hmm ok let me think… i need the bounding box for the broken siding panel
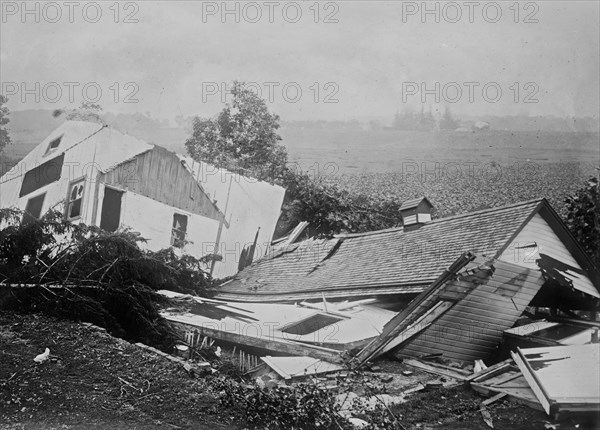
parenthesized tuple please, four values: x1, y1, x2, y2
(398, 261, 545, 362)
(102, 147, 222, 222)
(513, 344, 600, 416)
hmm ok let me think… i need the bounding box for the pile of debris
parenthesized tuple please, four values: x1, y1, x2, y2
(158, 248, 600, 425)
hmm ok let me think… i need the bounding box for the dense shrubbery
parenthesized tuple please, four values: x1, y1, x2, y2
(565, 176, 600, 268)
(210, 376, 404, 430)
(278, 171, 403, 237)
(0, 208, 215, 350)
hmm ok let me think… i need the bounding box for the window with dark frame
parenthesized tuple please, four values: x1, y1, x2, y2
(22, 193, 46, 224)
(171, 213, 188, 248)
(66, 179, 85, 220)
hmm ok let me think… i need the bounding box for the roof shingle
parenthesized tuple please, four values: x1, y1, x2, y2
(217, 200, 544, 302)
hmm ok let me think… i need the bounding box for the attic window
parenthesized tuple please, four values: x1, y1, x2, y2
(171, 213, 188, 248)
(280, 313, 342, 336)
(45, 135, 62, 155)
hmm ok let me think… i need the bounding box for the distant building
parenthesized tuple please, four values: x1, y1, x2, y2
(473, 121, 491, 131)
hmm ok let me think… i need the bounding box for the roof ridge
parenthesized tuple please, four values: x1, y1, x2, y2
(426, 198, 544, 225)
(335, 198, 544, 239)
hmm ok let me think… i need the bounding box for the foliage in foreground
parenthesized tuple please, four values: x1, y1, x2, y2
(0, 209, 215, 350)
(211, 376, 404, 430)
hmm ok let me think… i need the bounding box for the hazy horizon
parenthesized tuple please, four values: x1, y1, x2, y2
(1, 1, 599, 123)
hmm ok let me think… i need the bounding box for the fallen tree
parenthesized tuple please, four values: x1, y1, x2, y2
(0, 208, 215, 351)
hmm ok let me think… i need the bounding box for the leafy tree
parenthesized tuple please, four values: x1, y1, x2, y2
(185, 81, 404, 238)
(439, 106, 458, 130)
(0, 95, 11, 153)
(565, 176, 600, 268)
(185, 81, 288, 180)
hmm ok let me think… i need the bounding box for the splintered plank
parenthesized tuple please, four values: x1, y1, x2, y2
(482, 392, 508, 406)
(403, 359, 468, 381)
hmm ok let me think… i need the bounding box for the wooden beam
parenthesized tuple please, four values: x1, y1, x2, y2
(403, 359, 468, 381)
(466, 358, 513, 382)
(482, 392, 507, 406)
(168, 320, 344, 364)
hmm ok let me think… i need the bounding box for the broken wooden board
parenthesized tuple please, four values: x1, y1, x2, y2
(503, 320, 599, 348)
(512, 344, 600, 417)
(403, 359, 470, 381)
(260, 356, 344, 380)
(481, 392, 508, 406)
(469, 358, 543, 412)
(168, 319, 344, 363)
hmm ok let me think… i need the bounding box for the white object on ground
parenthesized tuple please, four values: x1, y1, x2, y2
(34, 348, 50, 363)
(474, 359, 488, 373)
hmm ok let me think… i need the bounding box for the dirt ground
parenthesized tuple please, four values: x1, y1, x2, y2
(1, 311, 598, 430)
(0, 311, 229, 430)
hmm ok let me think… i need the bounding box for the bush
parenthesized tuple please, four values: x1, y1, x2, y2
(277, 171, 404, 237)
(210, 373, 407, 430)
(0, 208, 215, 350)
(211, 377, 352, 430)
(565, 176, 600, 268)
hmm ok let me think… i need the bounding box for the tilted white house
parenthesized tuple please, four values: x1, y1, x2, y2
(0, 121, 286, 277)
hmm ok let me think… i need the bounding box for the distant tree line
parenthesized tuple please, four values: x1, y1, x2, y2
(392, 106, 458, 131)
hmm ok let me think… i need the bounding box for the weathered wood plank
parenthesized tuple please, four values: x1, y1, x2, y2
(168, 320, 344, 364)
(403, 359, 468, 381)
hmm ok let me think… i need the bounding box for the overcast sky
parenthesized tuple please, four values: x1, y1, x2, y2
(1, 1, 598, 122)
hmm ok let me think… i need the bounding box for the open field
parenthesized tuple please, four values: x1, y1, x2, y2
(280, 129, 600, 174)
(2, 125, 598, 219)
(280, 129, 598, 220)
(324, 161, 596, 219)
(3, 121, 599, 174)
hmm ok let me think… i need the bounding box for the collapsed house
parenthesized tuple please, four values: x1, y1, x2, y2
(216, 198, 599, 307)
(0, 121, 285, 277)
(160, 197, 599, 417)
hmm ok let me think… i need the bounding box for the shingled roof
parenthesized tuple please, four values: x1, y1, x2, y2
(216, 199, 596, 302)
